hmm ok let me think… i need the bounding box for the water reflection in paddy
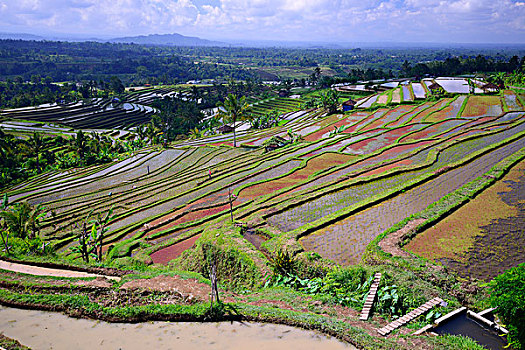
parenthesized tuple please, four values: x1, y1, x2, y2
(0, 306, 354, 350)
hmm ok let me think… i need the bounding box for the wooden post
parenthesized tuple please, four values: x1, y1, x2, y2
(228, 188, 234, 222)
(209, 253, 219, 311)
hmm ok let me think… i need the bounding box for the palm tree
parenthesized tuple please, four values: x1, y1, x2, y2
(145, 122, 160, 145)
(72, 130, 88, 162)
(217, 94, 249, 147)
(188, 128, 203, 140)
(27, 132, 45, 173)
(319, 89, 341, 115)
(0, 127, 11, 161)
(0, 194, 10, 254)
(0, 201, 46, 241)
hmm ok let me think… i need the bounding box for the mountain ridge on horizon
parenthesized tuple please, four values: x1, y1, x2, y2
(1, 31, 525, 49)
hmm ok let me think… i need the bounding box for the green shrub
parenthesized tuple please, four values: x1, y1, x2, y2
(268, 248, 296, 276)
(178, 237, 261, 290)
(488, 263, 525, 349)
(324, 265, 369, 292)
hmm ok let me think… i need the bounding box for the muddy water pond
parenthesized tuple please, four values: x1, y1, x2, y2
(0, 306, 353, 350)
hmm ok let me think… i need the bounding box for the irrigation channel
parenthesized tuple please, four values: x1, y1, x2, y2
(433, 312, 507, 350)
(0, 306, 354, 350)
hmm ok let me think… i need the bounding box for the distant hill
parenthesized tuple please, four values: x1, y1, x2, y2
(109, 33, 225, 47)
(0, 33, 44, 41)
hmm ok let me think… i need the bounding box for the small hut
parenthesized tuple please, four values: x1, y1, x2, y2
(217, 125, 234, 134)
(481, 82, 499, 94)
(428, 82, 443, 94)
(278, 89, 289, 98)
(342, 99, 356, 112)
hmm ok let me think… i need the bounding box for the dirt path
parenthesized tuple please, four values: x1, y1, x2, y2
(0, 260, 121, 281)
(379, 219, 426, 258)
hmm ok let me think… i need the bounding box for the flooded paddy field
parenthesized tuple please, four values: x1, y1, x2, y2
(0, 306, 353, 350)
(299, 137, 525, 265)
(406, 158, 525, 281)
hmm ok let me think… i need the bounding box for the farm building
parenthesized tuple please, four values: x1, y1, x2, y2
(342, 99, 356, 111)
(428, 82, 442, 93)
(217, 125, 234, 134)
(278, 89, 289, 97)
(481, 82, 499, 94)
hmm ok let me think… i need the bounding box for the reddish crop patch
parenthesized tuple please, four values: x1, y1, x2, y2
(208, 141, 234, 147)
(150, 234, 201, 264)
(361, 106, 412, 131)
(409, 99, 451, 123)
(400, 120, 465, 143)
(304, 116, 363, 141)
(146, 204, 230, 237)
(344, 125, 416, 154)
(386, 104, 431, 127)
(355, 109, 388, 131)
(461, 96, 502, 118)
(239, 153, 355, 199)
(360, 159, 413, 177)
(367, 141, 434, 166)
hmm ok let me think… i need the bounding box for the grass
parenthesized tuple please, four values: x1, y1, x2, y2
(0, 334, 30, 350)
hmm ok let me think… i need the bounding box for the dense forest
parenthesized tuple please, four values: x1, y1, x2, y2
(1, 39, 524, 85)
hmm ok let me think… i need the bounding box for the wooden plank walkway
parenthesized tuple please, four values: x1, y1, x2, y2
(360, 272, 382, 321)
(378, 297, 443, 336)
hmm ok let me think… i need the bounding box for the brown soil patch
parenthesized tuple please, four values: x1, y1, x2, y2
(146, 205, 229, 237)
(379, 219, 426, 258)
(150, 234, 201, 264)
(120, 274, 221, 302)
(74, 277, 114, 288)
(0, 259, 121, 281)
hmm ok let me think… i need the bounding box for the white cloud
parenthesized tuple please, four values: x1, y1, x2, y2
(0, 0, 523, 42)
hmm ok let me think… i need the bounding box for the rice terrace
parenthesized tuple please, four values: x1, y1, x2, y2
(0, 35, 525, 350)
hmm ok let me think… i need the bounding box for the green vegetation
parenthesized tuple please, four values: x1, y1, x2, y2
(0, 128, 146, 189)
(217, 94, 250, 147)
(0, 197, 50, 256)
(1, 40, 524, 350)
(488, 263, 525, 349)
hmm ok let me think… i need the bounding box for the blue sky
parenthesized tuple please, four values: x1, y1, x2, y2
(1, 0, 524, 43)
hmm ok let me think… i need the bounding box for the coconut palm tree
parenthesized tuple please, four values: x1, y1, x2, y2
(217, 94, 249, 147)
(0, 127, 11, 161)
(0, 194, 10, 254)
(26, 132, 45, 173)
(72, 130, 88, 162)
(145, 122, 161, 145)
(0, 201, 46, 241)
(319, 89, 341, 115)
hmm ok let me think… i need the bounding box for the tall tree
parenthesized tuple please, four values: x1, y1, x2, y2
(0, 201, 46, 241)
(27, 133, 44, 174)
(217, 94, 249, 147)
(0, 127, 11, 160)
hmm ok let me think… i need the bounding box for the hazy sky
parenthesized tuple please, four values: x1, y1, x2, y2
(1, 0, 524, 43)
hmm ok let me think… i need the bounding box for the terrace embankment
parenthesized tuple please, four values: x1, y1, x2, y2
(406, 158, 525, 281)
(299, 136, 525, 265)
